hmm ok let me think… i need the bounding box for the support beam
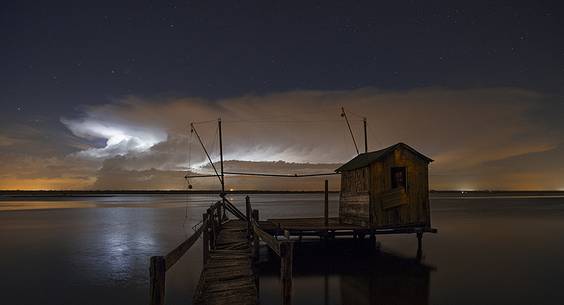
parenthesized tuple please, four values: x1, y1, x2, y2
(280, 241, 294, 305)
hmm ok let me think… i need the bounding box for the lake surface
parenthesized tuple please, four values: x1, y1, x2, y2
(1, 193, 564, 305)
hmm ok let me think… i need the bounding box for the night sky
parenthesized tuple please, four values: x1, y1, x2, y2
(1, 1, 564, 190)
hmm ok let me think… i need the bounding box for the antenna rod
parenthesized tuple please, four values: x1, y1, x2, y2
(363, 117, 368, 153)
(190, 123, 223, 185)
(341, 107, 359, 155)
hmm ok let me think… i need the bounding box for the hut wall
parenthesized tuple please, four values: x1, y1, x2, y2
(339, 166, 370, 226)
(370, 148, 430, 227)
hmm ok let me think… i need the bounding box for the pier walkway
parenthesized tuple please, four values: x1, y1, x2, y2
(193, 220, 257, 305)
(149, 199, 292, 305)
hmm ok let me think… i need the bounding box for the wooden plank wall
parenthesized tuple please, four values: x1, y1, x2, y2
(370, 148, 430, 228)
(339, 167, 370, 226)
(339, 192, 370, 226)
(381, 188, 409, 210)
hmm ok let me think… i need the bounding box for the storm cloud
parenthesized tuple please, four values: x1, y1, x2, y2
(1, 87, 562, 190)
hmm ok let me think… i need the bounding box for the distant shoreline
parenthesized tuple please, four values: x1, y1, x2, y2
(1, 189, 563, 198)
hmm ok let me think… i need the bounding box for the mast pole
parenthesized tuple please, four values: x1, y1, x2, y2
(190, 123, 222, 184)
(341, 107, 359, 155)
(363, 117, 368, 153)
(218, 118, 226, 216)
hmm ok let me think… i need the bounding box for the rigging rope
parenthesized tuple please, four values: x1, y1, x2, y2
(223, 171, 339, 177)
(185, 172, 339, 179)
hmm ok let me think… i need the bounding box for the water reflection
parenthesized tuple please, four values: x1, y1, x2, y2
(258, 239, 434, 305)
(2, 194, 564, 305)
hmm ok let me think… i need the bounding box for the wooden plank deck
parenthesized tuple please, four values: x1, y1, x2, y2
(193, 220, 257, 305)
(261, 217, 437, 235)
(262, 217, 361, 231)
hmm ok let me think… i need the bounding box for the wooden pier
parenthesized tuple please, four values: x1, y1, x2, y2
(149, 198, 294, 305)
(148, 194, 435, 305)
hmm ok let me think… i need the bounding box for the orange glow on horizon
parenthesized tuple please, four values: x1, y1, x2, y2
(0, 178, 95, 191)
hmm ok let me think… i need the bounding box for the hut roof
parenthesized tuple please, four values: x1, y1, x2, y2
(335, 142, 433, 172)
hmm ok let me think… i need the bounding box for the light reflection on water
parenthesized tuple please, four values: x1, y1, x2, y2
(1, 193, 564, 305)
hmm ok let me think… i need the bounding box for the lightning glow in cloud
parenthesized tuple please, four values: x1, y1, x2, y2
(61, 118, 167, 158)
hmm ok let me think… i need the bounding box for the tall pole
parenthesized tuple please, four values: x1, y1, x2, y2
(218, 118, 226, 215)
(324, 179, 329, 226)
(363, 117, 368, 153)
(341, 107, 359, 155)
(191, 123, 222, 185)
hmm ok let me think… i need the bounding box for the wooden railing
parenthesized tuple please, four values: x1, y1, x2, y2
(245, 196, 294, 305)
(149, 201, 225, 305)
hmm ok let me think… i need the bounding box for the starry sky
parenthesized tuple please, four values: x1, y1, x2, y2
(1, 1, 564, 190)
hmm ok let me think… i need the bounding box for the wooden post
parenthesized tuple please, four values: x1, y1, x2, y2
(280, 241, 293, 305)
(203, 213, 209, 264)
(324, 272, 329, 305)
(369, 229, 376, 251)
(324, 179, 329, 227)
(208, 208, 216, 249)
(416, 231, 423, 260)
(149, 256, 166, 305)
(363, 117, 368, 153)
(215, 201, 222, 229)
(246, 196, 252, 239)
(220, 200, 226, 222)
(252, 209, 259, 259)
(255, 270, 260, 303)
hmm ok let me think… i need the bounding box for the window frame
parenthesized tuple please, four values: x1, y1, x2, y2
(390, 166, 407, 190)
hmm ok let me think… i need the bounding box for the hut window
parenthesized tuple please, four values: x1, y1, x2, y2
(391, 167, 407, 189)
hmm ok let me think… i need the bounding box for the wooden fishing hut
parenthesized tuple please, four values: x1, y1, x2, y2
(336, 142, 433, 229)
(263, 142, 437, 248)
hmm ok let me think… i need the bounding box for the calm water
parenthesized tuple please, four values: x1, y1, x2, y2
(1, 193, 564, 305)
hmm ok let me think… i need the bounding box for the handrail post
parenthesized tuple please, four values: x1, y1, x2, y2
(324, 179, 329, 227)
(203, 213, 210, 265)
(252, 209, 259, 259)
(215, 201, 222, 229)
(207, 208, 216, 249)
(280, 241, 293, 305)
(149, 256, 166, 305)
(219, 200, 225, 222)
(245, 196, 252, 239)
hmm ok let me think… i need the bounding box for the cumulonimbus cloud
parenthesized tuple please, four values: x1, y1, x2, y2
(60, 118, 167, 158)
(4, 86, 560, 190)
